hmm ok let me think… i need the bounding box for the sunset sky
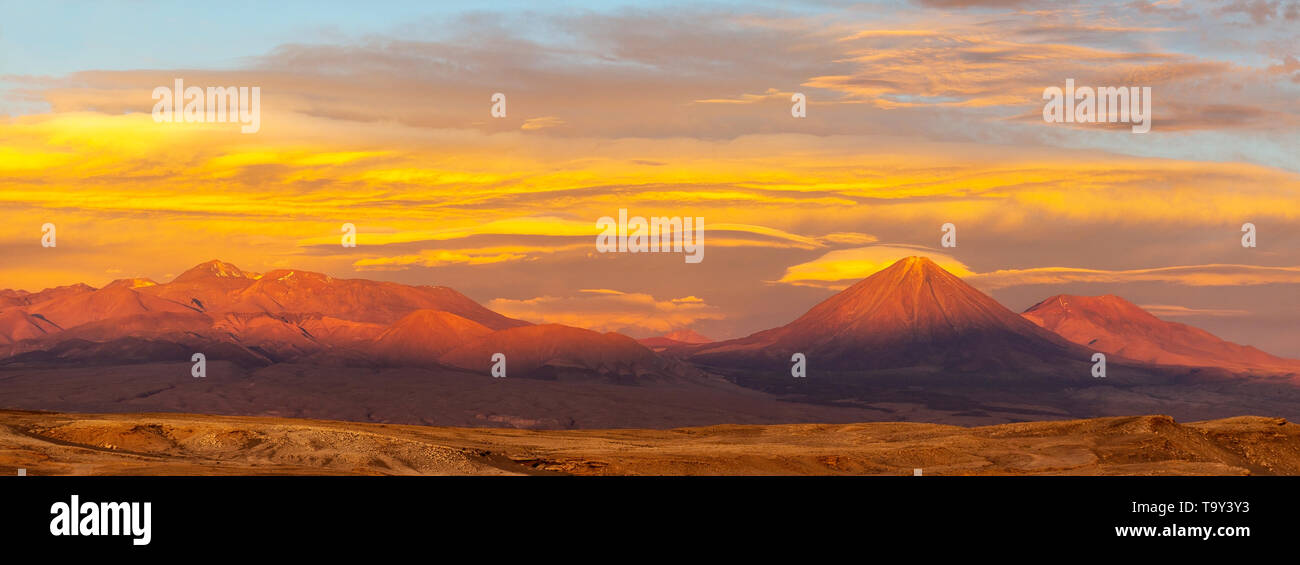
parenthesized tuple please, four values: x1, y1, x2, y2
(2, 1, 1298, 355)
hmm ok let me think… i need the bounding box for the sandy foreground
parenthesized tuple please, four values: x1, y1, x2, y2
(1, 409, 1298, 476)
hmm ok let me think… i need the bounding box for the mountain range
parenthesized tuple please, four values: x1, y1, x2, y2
(4, 257, 1298, 378)
(2, 256, 1298, 427)
(0, 260, 670, 379)
(688, 257, 1300, 381)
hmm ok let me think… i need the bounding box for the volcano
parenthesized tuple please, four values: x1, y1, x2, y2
(0, 260, 686, 378)
(142, 261, 526, 329)
(690, 256, 1098, 376)
(1023, 294, 1300, 374)
(146, 260, 259, 312)
(0, 260, 526, 360)
(222, 268, 519, 327)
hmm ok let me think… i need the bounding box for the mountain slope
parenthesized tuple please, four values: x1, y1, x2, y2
(664, 329, 712, 344)
(221, 268, 527, 328)
(0, 309, 62, 345)
(0, 283, 95, 309)
(638, 329, 714, 352)
(372, 309, 495, 365)
(25, 285, 198, 330)
(1023, 294, 1300, 374)
(439, 324, 670, 379)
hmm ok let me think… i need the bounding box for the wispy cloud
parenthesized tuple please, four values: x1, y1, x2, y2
(486, 290, 725, 335)
(775, 245, 973, 289)
(1139, 304, 1252, 317)
(777, 251, 1300, 291)
(970, 264, 1300, 289)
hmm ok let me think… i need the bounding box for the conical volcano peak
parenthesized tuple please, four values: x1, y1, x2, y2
(173, 260, 256, 282)
(910, 255, 949, 272)
(690, 253, 1086, 372)
(889, 255, 937, 270)
(875, 255, 956, 281)
(796, 254, 1022, 333)
(806, 256, 956, 310)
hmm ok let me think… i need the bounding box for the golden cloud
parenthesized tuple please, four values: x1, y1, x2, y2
(969, 264, 1300, 290)
(776, 251, 1300, 291)
(775, 245, 974, 289)
(486, 291, 725, 335)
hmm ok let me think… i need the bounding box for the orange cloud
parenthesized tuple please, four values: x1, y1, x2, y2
(775, 246, 974, 289)
(969, 264, 1300, 289)
(777, 253, 1300, 291)
(1138, 304, 1251, 317)
(486, 290, 725, 335)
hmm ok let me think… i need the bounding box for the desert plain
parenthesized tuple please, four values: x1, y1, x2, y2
(3, 409, 1298, 476)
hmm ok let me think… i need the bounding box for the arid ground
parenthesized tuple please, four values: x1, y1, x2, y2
(3, 409, 1298, 476)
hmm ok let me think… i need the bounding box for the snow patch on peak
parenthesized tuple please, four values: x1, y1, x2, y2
(212, 263, 242, 277)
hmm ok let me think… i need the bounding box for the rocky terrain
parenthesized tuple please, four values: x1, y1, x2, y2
(4, 410, 1298, 476)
